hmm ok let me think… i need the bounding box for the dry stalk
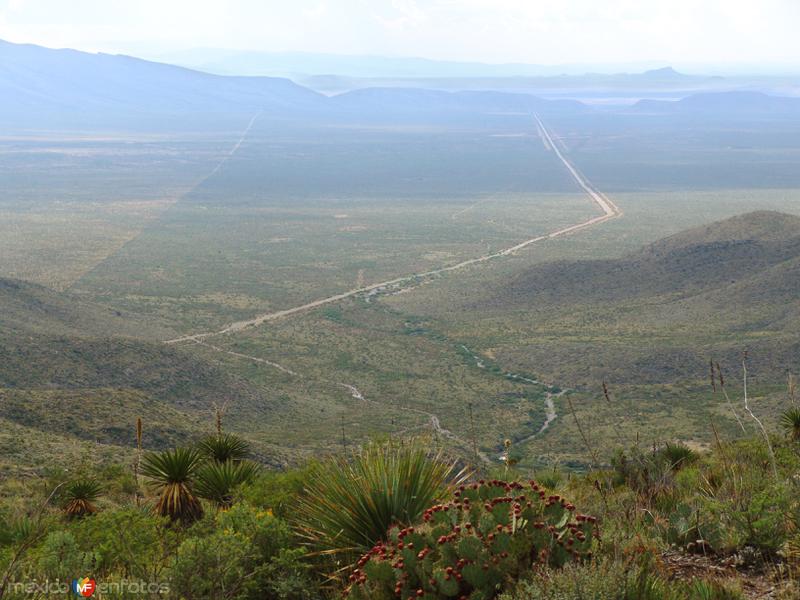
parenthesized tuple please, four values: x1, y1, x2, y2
(134, 417, 143, 506)
(710, 359, 716, 393)
(741, 354, 778, 479)
(467, 402, 480, 470)
(716, 362, 746, 433)
(565, 394, 600, 470)
(212, 400, 229, 435)
(602, 381, 628, 448)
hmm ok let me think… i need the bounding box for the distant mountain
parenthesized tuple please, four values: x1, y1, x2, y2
(298, 67, 719, 97)
(155, 48, 669, 79)
(633, 91, 800, 115)
(0, 39, 326, 130)
(638, 66, 689, 80)
(330, 88, 587, 119)
(0, 39, 589, 130)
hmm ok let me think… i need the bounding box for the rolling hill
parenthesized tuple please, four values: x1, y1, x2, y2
(493, 211, 800, 305)
(0, 277, 265, 462)
(474, 211, 800, 385)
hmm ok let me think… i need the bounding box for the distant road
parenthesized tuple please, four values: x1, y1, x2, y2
(165, 115, 622, 345)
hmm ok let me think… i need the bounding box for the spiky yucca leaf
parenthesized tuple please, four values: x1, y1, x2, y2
(62, 479, 103, 518)
(195, 460, 261, 509)
(781, 407, 800, 441)
(295, 439, 467, 559)
(197, 433, 251, 463)
(140, 447, 205, 523)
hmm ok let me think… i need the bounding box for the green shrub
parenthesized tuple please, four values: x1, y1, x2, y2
(345, 479, 597, 600)
(169, 528, 254, 599)
(241, 465, 314, 518)
(71, 507, 177, 580)
(500, 560, 634, 600)
(34, 530, 98, 581)
(169, 503, 316, 600)
(697, 441, 796, 554)
(502, 561, 743, 600)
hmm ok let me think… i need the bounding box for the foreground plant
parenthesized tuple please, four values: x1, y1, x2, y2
(62, 479, 103, 519)
(195, 460, 261, 509)
(141, 447, 205, 523)
(295, 439, 467, 559)
(345, 479, 597, 600)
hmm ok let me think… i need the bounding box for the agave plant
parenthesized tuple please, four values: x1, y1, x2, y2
(140, 447, 205, 523)
(781, 407, 800, 441)
(195, 460, 261, 509)
(197, 433, 251, 463)
(295, 439, 468, 560)
(61, 479, 103, 518)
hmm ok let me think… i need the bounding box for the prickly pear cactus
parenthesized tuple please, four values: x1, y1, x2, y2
(345, 479, 597, 600)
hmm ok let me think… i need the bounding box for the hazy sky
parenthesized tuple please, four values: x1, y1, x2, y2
(1, 0, 799, 68)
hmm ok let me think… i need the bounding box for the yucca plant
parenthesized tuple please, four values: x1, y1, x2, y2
(61, 479, 103, 518)
(781, 407, 800, 441)
(295, 438, 467, 561)
(197, 433, 251, 463)
(660, 442, 699, 471)
(195, 460, 261, 509)
(140, 447, 205, 523)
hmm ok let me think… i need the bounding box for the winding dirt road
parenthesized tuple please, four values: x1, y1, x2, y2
(165, 114, 621, 345)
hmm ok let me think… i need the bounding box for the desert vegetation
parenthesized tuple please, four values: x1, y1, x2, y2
(1, 393, 800, 600)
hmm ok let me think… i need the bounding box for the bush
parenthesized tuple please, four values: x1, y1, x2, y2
(697, 441, 796, 554)
(500, 560, 634, 600)
(71, 507, 177, 580)
(345, 479, 597, 600)
(34, 530, 98, 582)
(169, 503, 317, 600)
(241, 466, 314, 518)
(502, 560, 743, 600)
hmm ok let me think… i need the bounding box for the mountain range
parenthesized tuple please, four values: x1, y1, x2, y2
(4, 38, 800, 131)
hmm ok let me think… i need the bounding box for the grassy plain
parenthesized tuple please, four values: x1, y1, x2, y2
(0, 133, 228, 289)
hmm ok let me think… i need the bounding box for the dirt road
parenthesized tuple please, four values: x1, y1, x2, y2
(165, 115, 621, 345)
